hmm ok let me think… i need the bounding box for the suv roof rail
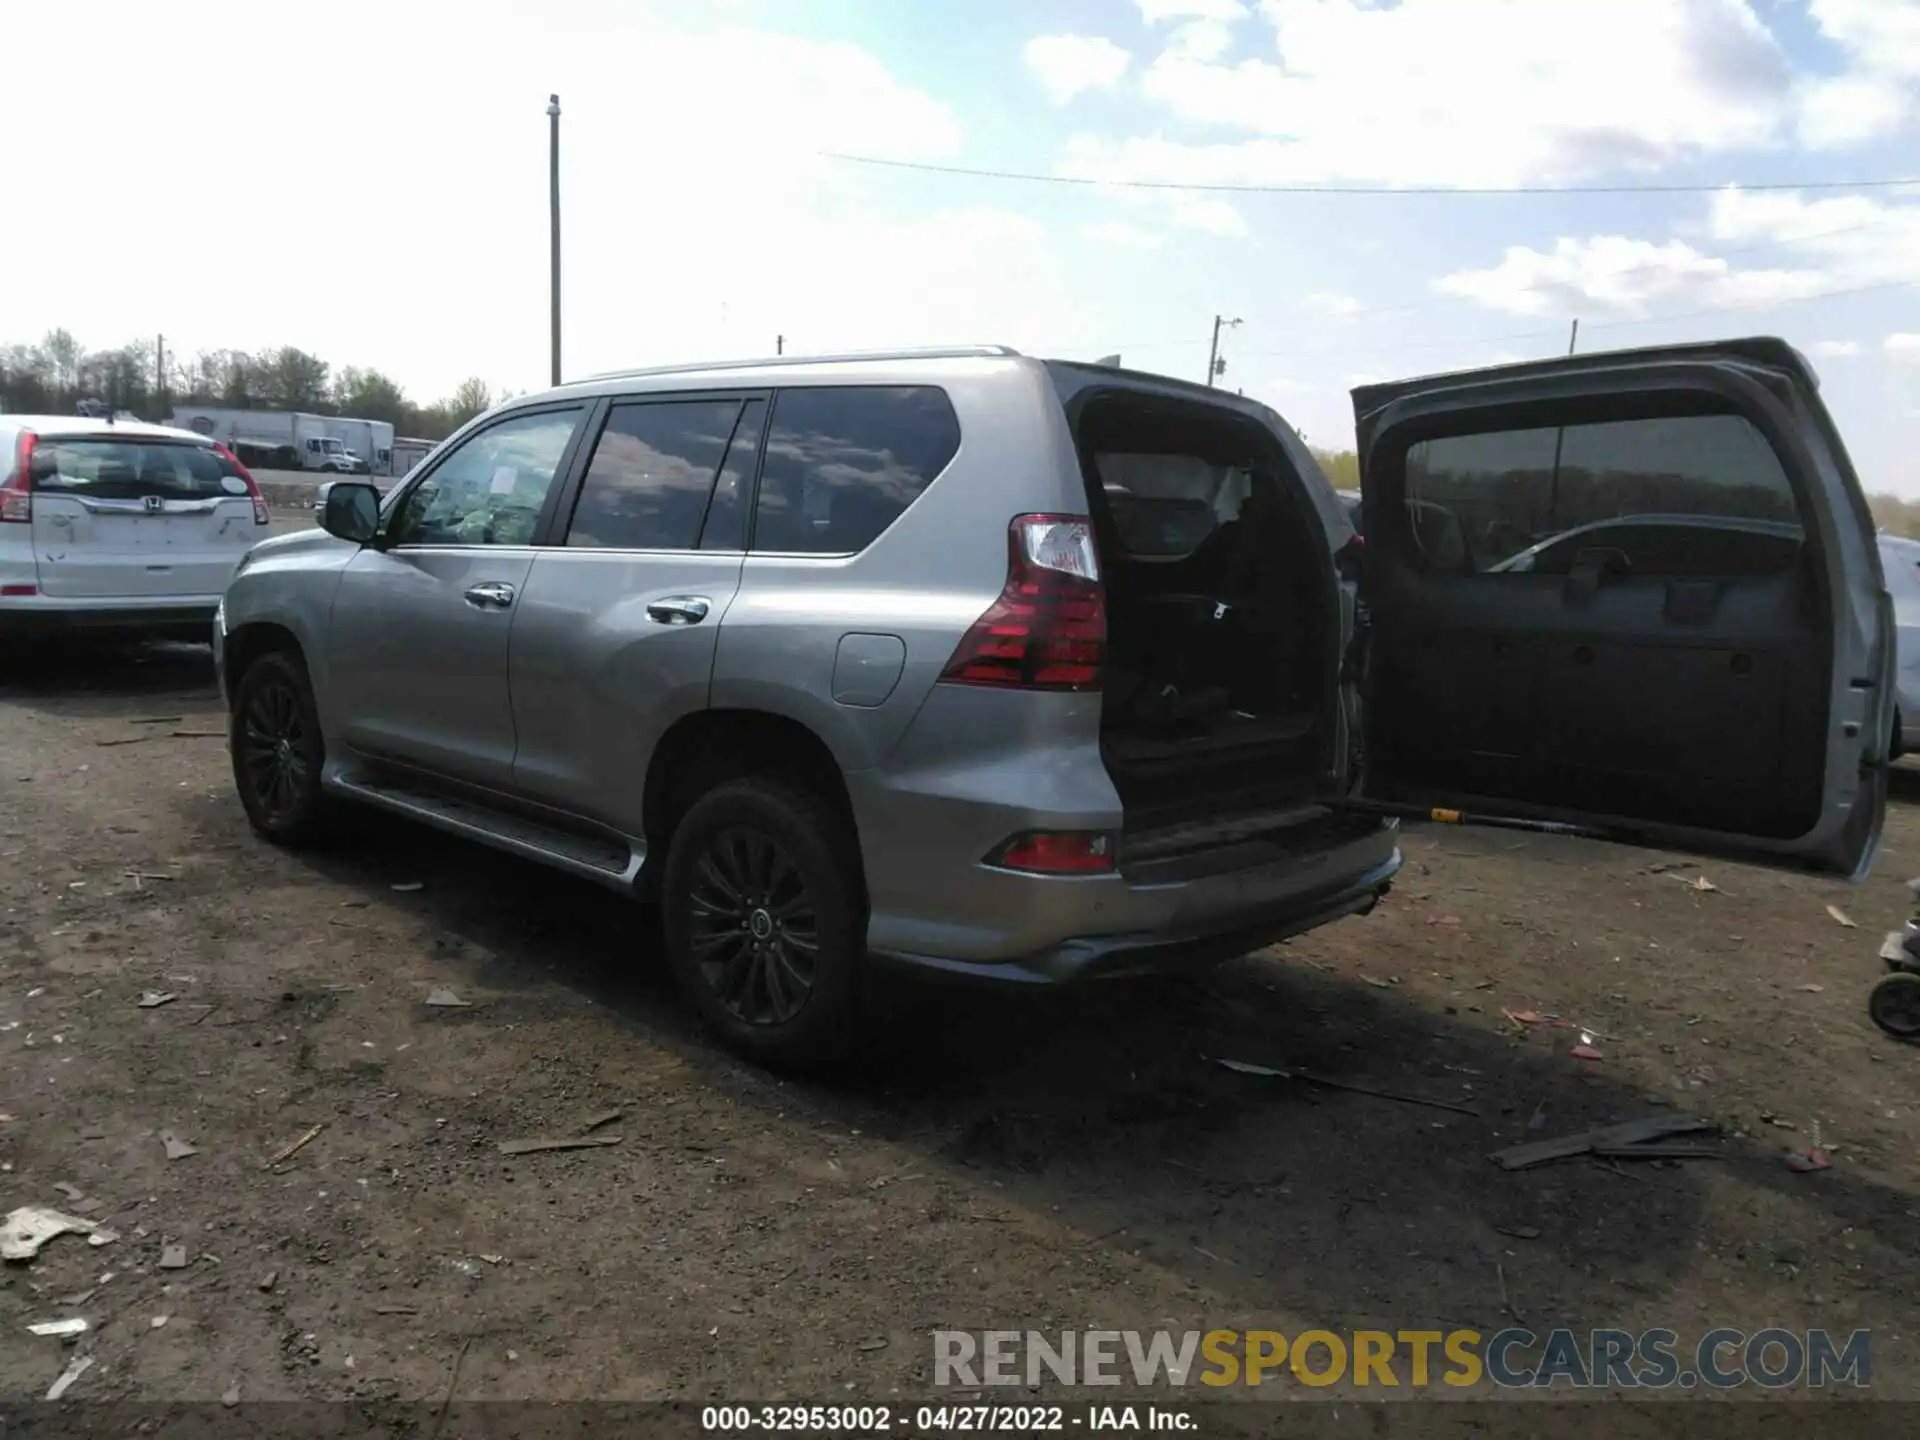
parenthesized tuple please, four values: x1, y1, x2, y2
(581, 345, 1023, 384)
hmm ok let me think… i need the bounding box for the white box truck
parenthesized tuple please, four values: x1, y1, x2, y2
(168, 408, 397, 476)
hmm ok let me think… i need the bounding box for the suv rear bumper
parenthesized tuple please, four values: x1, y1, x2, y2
(0, 594, 221, 640)
(868, 849, 1400, 985)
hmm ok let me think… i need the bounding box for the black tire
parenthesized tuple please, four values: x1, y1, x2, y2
(1869, 971, 1920, 1043)
(660, 777, 864, 1068)
(229, 649, 332, 846)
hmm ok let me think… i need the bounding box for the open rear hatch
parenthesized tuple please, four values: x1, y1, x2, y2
(1059, 382, 1355, 866)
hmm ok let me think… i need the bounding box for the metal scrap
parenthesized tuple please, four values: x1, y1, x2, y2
(1490, 1116, 1717, 1171)
(2, 1208, 97, 1262)
(496, 1133, 622, 1156)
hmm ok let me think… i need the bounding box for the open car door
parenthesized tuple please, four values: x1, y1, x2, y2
(1351, 337, 1891, 879)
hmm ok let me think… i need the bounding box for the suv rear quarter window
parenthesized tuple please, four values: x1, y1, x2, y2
(751, 386, 960, 555)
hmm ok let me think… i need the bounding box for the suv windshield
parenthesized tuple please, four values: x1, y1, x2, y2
(31, 438, 248, 502)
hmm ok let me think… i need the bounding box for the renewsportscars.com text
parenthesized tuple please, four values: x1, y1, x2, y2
(933, 1327, 1871, 1390)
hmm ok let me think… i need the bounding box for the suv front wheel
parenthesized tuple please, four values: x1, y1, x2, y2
(661, 777, 864, 1068)
(230, 650, 332, 846)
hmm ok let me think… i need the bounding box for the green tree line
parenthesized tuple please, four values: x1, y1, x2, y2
(0, 329, 501, 442)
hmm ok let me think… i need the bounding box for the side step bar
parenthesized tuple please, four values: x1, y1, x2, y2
(323, 765, 645, 892)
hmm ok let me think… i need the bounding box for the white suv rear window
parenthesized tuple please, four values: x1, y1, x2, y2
(32, 438, 245, 502)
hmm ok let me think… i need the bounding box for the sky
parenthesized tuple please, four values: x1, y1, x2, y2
(6, 0, 1919, 488)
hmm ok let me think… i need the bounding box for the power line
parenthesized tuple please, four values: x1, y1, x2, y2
(824, 151, 1920, 197)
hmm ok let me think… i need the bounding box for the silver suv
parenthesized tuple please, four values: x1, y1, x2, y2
(214, 340, 1894, 1065)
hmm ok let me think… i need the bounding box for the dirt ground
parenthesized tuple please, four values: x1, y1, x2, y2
(2, 620, 1918, 1427)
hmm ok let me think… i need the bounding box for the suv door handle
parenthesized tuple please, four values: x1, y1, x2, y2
(464, 581, 517, 609)
(646, 595, 711, 626)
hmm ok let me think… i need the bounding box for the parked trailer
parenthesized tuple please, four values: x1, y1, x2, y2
(167, 408, 397, 476)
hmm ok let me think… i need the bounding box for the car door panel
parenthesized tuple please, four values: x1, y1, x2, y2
(1353, 338, 1889, 877)
(508, 551, 745, 826)
(327, 547, 536, 786)
(323, 404, 590, 790)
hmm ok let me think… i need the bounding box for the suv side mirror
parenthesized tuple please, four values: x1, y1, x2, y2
(320, 480, 381, 544)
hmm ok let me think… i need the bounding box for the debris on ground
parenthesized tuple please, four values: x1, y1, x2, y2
(374, 1303, 417, 1315)
(1570, 1044, 1605, 1061)
(1672, 874, 1719, 893)
(1214, 1056, 1479, 1117)
(424, 989, 471, 1008)
(1495, 1225, 1543, 1241)
(1826, 905, 1857, 929)
(222, 1383, 241, 1407)
(2, 1208, 98, 1262)
(159, 1245, 188, 1270)
(264, 1123, 325, 1169)
(390, 882, 425, 893)
(1798, 984, 1826, 993)
(258, 1271, 277, 1292)
(578, 1108, 624, 1133)
(28, 1318, 89, 1337)
(1497, 1261, 1524, 1324)
(159, 1132, 198, 1161)
(1490, 1116, 1717, 1171)
(150, 1314, 169, 1329)
(1360, 975, 1392, 988)
(497, 1133, 623, 1156)
(1786, 1147, 1833, 1172)
(45, 1354, 93, 1400)
(136, 991, 178, 1009)
(857, 1337, 889, 1352)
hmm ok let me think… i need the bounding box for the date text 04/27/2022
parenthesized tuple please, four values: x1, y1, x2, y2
(699, 1404, 1196, 1432)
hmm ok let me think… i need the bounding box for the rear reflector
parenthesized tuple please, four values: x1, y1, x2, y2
(0, 584, 35, 597)
(984, 830, 1115, 875)
(939, 514, 1105, 692)
(1, 432, 33, 523)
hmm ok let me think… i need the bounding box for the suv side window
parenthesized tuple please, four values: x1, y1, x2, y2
(751, 386, 960, 555)
(1404, 413, 1802, 577)
(388, 408, 584, 548)
(565, 399, 743, 550)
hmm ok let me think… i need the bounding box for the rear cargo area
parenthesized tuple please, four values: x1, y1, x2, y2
(1071, 391, 1340, 831)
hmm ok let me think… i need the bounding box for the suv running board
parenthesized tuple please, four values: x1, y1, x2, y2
(324, 766, 644, 892)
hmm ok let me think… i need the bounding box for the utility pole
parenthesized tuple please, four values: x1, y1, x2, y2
(547, 94, 562, 387)
(1205, 315, 1242, 387)
(776, 335, 784, 356)
(1567, 318, 1580, 355)
(155, 334, 166, 418)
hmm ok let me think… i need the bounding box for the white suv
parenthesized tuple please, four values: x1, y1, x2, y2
(1, 415, 272, 644)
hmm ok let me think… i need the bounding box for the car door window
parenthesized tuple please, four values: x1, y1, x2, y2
(1405, 413, 1802, 576)
(388, 408, 584, 548)
(564, 399, 743, 550)
(700, 399, 764, 552)
(752, 386, 960, 554)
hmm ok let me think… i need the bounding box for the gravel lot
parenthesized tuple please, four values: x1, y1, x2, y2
(2, 610, 1917, 1424)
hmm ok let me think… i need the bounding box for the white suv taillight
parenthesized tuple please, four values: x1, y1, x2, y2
(1, 432, 34, 523)
(938, 514, 1106, 692)
(212, 442, 272, 525)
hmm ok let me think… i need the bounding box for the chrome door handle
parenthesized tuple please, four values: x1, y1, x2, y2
(646, 595, 711, 626)
(464, 581, 517, 609)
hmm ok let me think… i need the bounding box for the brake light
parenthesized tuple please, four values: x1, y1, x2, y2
(984, 830, 1115, 875)
(939, 514, 1105, 691)
(1, 432, 33, 523)
(214, 443, 272, 525)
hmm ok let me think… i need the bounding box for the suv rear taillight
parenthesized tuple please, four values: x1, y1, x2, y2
(1, 432, 34, 523)
(214, 443, 272, 525)
(939, 514, 1105, 691)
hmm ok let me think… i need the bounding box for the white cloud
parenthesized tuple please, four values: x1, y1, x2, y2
(1168, 197, 1249, 236)
(1062, 0, 1918, 190)
(1023, 34, 1132, 104)
(1434, 235, 1830, 318)
(1081, 220, 1165, 250)
(1167, 19, 1236, 59)
(1813, 340, 1863, 357)
(1706, 189, 1920, 288)
(1888, 334, 1920, 361)
(1137, 0, 1248, 21)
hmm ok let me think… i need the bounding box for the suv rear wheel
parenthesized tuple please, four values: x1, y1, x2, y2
(661, 777, 863, 1068)
(230, 650, 331, 846)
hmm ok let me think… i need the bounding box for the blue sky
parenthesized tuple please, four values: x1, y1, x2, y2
(7, 0, 1918, 487)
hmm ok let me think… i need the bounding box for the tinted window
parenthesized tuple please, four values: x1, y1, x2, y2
(701, 399, 763, 552)
(389, 408, 582, 548)
(752, 386, 960, 554)
(566, 400, 741, 550)
(31, 439, 247, 501)
(1096, 453, 1252, 557)
(1403, 413, 1801, 575)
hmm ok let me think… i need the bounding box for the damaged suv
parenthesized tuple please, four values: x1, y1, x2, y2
(214, 340, 1894, 1065)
